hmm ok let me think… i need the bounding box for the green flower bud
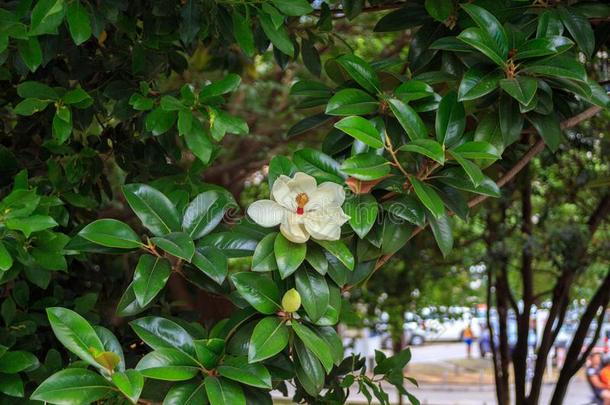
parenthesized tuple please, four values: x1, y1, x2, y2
(281, 288, 301, 313)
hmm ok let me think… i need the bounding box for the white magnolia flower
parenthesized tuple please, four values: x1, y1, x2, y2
(247, 172, 350, 243)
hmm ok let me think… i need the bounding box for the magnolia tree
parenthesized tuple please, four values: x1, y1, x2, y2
(0, 0, 608, 404)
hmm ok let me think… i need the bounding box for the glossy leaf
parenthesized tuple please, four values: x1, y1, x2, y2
(205, 377, 245, 405)
(295, 268, 329, 322)
(129, 317, 197, 358)
(499, 77, 537, 106)
(334, 116, 384, 148)
(151, 232, 195, 262)
(112, 370, 144, 404)
(31, 369, 113, 404)
(458, 67, 501, 101)
(461, 3, 508, 58)
(274, 233, 307, 279)
(314, 239, 355, 271)
(230, 272, 281, 314)
(182, 191, 227, 239)
(410, 177, 444, 219)
(341, 152, 391, 181)
(336, 54, 380, 94)
(399, 139, 445, 164)
(343, 194, 378, 238)
(252, 233, 278, 272)
(46, 307, 105, 368)
(292, 322, 334, 373)
(436, 91, 465, 146)
(325, 89, 379, 116)
(248, 316, 289, 363)
(123, 184, 181, 237)
(136, 348, 200, 381)
(133, 254, 172, 307)
(388, 98, 428, 140)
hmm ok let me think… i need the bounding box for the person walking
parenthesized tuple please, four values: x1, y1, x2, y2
(463, 324, 475, 358)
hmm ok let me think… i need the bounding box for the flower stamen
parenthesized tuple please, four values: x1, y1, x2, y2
(296, 192, 309, 215)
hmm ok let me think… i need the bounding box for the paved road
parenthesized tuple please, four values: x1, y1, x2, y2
(410, 342, 479, 363)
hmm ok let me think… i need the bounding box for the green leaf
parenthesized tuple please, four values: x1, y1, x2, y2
(66, 0, 91, 45)
(248, 316, 289, 362)
(293, 339, 325, 396)
(232, 11, 255, 57)
(274, 233, 307, 279)
(184, 118, 214, 164)
(30, 0, 65, 36)
(272, 0, 313, 16)
(200, 74, 241, 99)
(295, 268, 329, 322)
(499, 76, 537, 106)
(17, 37, 42, 72)
(293, 148, 344, 184)
(410, 177, 444, 219)
(336, 54, 380, 94)
(31, 369, 113, 404)
(133, 254, 172, 307)
(205, 377, 245, 405)
(325, 89, 379, 116)
(5, 215, 57, 238)
(0, 241, 13, 271)
(461, 3, 508, 59)
(334, 116, 383, 148)
(151, 232, 195, 262)
(527, 113, 562, 152)
(13, 98, 50, 115)
(395, 80, 435, 102)
(457, 27, 506, 67)
(399, 139, 445, 164)
(129, 93, 154, 111)
(387, 98, 428, 140)
(0, 351, 39, 373)
(499, 95, 524, 146)
(77, 219, 142, 249)
(52, 106, 72, 144)
(557, 6, 594, 59)
(429, 214, 453, 257)
(259, 12, 294, 56)
(344, 193, 378, 238)
(129, 317, 196, 358)
(123, 183, 181, 237)
(449, 151, 485, 187)
(437, 167, 501, 197)
(341, 152, 391, 181)
(252, 232, 278, 272)
(537, 10, 563, 38)
(292, 322, 334, 372)
(17, 81, 58, 100)
(163, 381, 207, 405)
(381, 218, 413, 255)
(230, 272, 281, 314)
(314, 239, 354, 271)
(458, 67, 501, 101)
(218, 357, 272, 389)
(194, 339, 224, 369)
(112, 370, 144, 404)
(425, 0, 452, 22)
(182, 191, 227, 240)
(136, 348, 200, 381)
(306, 245, 329, 275)
(319, 326, 343, 365)
(145, 108, 177, 136)
(452, 141, 500, 160)
(382, 195, 426, 227)
(46, 307, 105, 368)
(0, 373, 23, 397)
(63, 87, 92, 105)
(436, 91, 465, 146)
(192, 246, 228, 285)
(523, 55, 586, 82)
(514, 36, 573, 60)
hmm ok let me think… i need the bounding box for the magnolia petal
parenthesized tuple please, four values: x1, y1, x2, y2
(247, 200, 285, 227)
(288, 172, 317, 195)
(303, 206, 349, 241)
(307, 182, 346, 212)
(272, 175, 297, 210)
(280, 212, 310, 243)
